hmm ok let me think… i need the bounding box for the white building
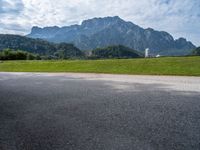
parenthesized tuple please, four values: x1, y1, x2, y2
(156, 54, 161, 58)
(145, 48, 149, 58)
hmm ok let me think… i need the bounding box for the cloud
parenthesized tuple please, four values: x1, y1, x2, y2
(0, 0, 199, 45)
(0, 0, 24, 14)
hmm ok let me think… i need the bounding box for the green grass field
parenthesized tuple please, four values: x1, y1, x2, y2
(0, 56, 200, 76)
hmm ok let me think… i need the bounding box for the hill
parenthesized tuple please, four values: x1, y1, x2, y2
(27, 16, 196, 56)
(0, 34, 84, 58)
(193, 47, 200, 56)
(91, 45, 142, 59)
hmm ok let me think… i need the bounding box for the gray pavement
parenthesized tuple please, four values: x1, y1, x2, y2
(0, 73, 200, 150)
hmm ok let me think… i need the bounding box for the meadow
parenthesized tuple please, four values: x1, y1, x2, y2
(0, 56, 200, 76)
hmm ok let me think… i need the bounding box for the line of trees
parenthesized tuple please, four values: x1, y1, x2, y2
(1, 46, 199, 61)
(0, 49, 41, 60)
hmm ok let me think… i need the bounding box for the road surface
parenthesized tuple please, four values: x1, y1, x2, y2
(0, 73, 200, 150)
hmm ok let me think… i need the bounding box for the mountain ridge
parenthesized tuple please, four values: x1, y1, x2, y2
(27, 16, 196, 56)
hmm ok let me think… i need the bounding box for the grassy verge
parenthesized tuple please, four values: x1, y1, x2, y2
(0, 56, 200, 76)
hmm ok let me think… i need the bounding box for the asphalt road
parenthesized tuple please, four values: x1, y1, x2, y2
(0, 73, 200, 150)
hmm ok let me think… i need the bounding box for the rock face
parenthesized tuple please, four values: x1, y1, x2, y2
(27, 16, 196, 56)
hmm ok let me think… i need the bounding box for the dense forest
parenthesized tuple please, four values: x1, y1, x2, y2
(91, 45, 143, 59)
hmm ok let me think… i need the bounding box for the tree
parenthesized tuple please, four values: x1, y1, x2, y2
(0, 49, 39, 60)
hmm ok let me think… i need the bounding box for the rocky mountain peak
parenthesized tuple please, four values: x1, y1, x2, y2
(81, 16, 124, 28)
(27, 16, 196, 56)
(31, 26, 42, 34)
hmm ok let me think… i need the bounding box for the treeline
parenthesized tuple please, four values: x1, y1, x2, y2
(0, 49, 41, 60)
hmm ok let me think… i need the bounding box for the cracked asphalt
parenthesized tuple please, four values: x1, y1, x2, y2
(0, 73, 200, 150)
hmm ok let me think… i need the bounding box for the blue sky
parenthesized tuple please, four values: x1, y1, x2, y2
(0, 0, 199, 46)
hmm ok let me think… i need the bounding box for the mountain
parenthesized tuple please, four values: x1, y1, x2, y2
(91, 45, 143, 59)
(28, 16, 196, 56)
(0, 34, 84, 58)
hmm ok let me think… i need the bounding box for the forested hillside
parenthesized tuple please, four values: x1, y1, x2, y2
(0, 34, 84, 59)
(193, 47, 200, 56)
(91, 45, 143, 59)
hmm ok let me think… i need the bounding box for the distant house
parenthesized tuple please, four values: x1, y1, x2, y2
(156, 54, 161, 58)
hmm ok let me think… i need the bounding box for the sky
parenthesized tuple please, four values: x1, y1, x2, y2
(0, 0, 199, 46)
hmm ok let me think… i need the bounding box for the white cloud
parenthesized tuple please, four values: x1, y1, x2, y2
(0, 0, 199, 45)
